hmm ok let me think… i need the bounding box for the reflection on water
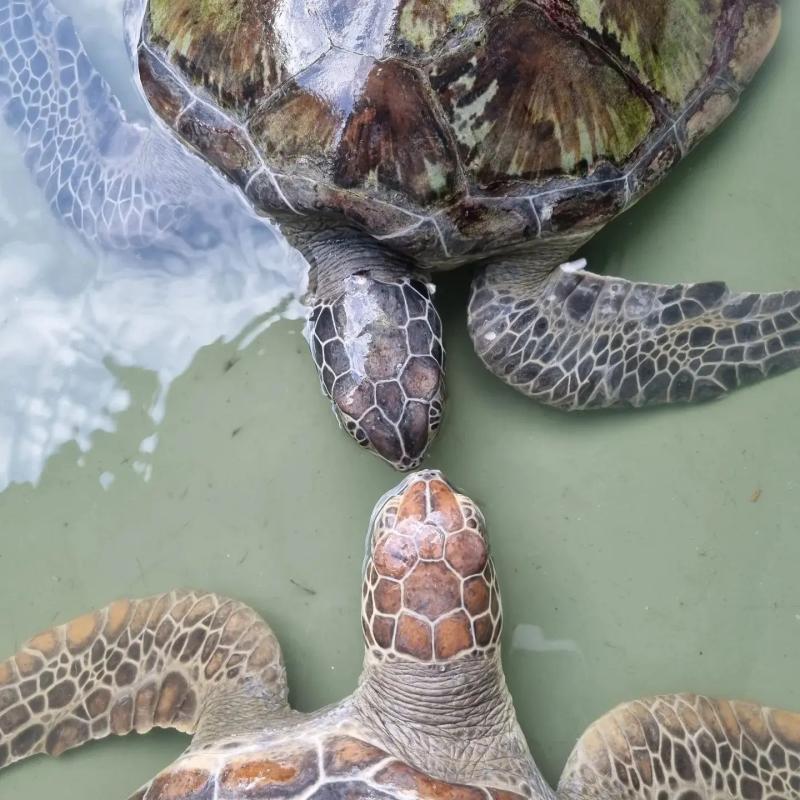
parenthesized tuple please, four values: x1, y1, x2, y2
(0, 0, 307, 490)
(511, 624, 582, 656)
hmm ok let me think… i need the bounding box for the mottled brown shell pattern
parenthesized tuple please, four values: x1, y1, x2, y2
(136, 0, 779, 264)
(361, 472, 501, 662)
(133, 729, 529, 800)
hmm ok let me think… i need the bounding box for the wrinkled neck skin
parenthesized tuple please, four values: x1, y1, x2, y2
(283, 221, 420, 302)
(351, 652, 554, 799)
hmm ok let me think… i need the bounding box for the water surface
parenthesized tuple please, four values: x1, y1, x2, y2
(0, 3, 798, 797)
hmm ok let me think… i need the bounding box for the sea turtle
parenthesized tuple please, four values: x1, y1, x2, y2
(3, 471, 800, 800)
(0, 1, 797, 471)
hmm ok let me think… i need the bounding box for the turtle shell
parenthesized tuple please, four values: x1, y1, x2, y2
(136, 0, 780, 264)
(135, 732, 532, 800)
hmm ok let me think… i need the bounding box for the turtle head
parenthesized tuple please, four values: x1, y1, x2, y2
(306, 271, 445, 472)
(361, 470, 501, 663)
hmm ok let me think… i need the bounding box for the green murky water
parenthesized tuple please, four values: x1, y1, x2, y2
(1, 3, 799, 797)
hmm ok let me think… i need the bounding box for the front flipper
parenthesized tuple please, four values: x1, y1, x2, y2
(558, 694, 800, 799)
(0, 591, 288, 770)
(301, 228, 445, 471)
(468, 263, 800, 410)
(0, 0, 237, 252)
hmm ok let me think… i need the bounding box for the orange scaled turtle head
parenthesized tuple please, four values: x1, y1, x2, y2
(362, 471, 501, 663)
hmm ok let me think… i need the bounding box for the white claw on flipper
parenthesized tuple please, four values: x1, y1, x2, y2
(560, 258, 588, 274)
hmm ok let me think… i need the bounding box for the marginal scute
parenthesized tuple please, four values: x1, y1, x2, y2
(375, 761, 486, 800)
(322, 735, 389, 777)
(249, 85, 344, 174)
(0, 661, 13, 686)
(219, 747, 319, 798)
(104, 600, 133, 641)
(730, 1, 781, 84)
(45, 718, 89, 757)
(308, 783, 396, 800)
(176, 103, 258, 185)
(489, 790, 528, 800)
(430, 5, 655, 189)
(138, 47, 189, 126)
(732, 700, 770, 748)
(573, 0, 725, 104)
(685, 90, 737, 150)
(146, 767, 215, 800)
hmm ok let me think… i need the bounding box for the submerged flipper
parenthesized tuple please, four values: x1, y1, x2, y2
(0, 0, 245, 252)
(558, 694, 800, 799)
(468, 263, 800, 410)
(0, 591, 287, 770)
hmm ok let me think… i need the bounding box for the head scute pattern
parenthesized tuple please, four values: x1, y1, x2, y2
(362, 471, 500, 663)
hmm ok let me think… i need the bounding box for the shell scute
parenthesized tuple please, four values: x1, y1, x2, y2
(145, 768, 215, 800)
(322, 735, 389, 777)
(307, 783, 397, 800)
(390, 0, 514, 60)
(429, 4, 655, 191)
(218, 746, 319, 799)
(248, 50, 371, 179)
(375, 761, 486, 800)
(572, 0, 725, 105)
(139, 0, 781, 260)
(146, 0, 327, 113)
(332, 59, 461, 206)
(176, 102, 260, 186)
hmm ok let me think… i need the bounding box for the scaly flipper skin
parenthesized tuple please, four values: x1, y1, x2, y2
(559, 693, 800, 799)
(4, 473, 800, 800)
(0, 0, 274, 255)
(469, 265, 800, 409)
(299, 226, 445, 470)
(0, 591, 287, 770)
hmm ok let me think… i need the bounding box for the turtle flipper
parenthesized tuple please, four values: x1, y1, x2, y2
(558, 694, 800, 799)
(0, 0, 233, 251)
(468, 263, 800, 409)
(299, 226, 445, 471)
(0, 591, 287, 770)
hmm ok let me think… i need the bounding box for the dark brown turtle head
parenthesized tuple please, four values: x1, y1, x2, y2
(361, 470, 501, 663)
(307, 269, 445, 472)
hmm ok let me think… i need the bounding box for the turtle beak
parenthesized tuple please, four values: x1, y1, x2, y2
(393, 470, 465, 532)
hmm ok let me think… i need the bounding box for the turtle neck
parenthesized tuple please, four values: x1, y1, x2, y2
(352, 652, 555, 800)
